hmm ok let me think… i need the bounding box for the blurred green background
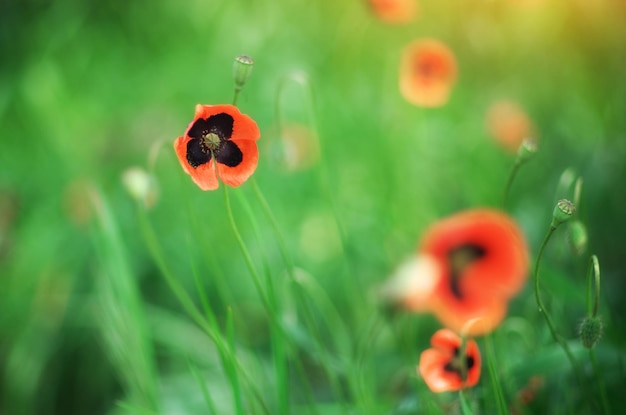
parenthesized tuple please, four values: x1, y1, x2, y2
(1, 0, 625, 414)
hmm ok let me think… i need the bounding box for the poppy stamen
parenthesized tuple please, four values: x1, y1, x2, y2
(201, 132, 222, 152)
(443, 347, 476, 380)
(448, 244, 486, 299)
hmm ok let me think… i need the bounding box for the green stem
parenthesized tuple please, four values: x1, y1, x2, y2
(533, 226, 582, 383)
(223, 186, 293, 414)
(225, 307, 245, 415)
(138, 210, 271, 414)
(484, 334, 508, 415)
(222, 186, 272, 312)
(503, 161, 521, 206)
(233, 88, 241, 106)
(586, 255, 600, 318)
(590, 349, 612, 415)
(188, 358, 219, 415)
(250, 178, 295, 277)
(459, 389, 473, 415)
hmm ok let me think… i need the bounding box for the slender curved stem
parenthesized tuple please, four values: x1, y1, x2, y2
(222, 186, 271, 311)
(503, 162, 521, 206)
(533, 226, 582, 383)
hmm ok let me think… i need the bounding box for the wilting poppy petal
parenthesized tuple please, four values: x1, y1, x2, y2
(419, 329, 481, 393)
(399, 39, 457, 107)
(174, 104, 260, 190)
(417, 209, 528, 335)
(368, 0, 417, 24)
(217, 139, 259, 188)
(486, 100, 535, 152)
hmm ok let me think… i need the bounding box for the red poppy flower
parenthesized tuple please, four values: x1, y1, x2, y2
(368, 0, 417, 24)
(419, 209, 529, 335)
(399, 39, 457, 107)
(486, 100, 535, 152)
(419, 329, 481, 392)
(173, 104, 260, 190)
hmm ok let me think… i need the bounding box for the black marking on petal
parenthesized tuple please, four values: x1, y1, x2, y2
(207, 113, 234, 139)
(187, 118, 211, 140)
(186, 139, 213, 168)
(187, 113, 235, 141)
(447, 244, 487, 299)
(215, 140, 243, 167)
(443, 348, 475, 379)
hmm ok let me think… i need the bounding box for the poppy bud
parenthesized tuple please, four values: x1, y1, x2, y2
(578, 316, 603, 349)
(122, 167, 159, 209)
(568, 220, 588, 256)
(551, 199, 575, 228)
(516, 138, 538, 164)
(233, 55, 254, 90)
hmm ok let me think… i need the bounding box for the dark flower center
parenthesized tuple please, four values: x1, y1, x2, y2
(447, 244, 486, 299)
(185, 113, 243, 168)
(443, 347, 476, 380)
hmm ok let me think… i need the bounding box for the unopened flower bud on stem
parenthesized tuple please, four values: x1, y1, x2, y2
(233, 55, 254, 91)
(551, 199, 575, 228)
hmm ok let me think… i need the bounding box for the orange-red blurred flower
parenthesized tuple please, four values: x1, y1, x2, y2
(368, 0, 417, 24)
(399, 39, 457, 107)
(486, 100, 535, 152)
(385, 209, 528, 336)
(419, 329, 481, 392)
(174, 104, 260, 190)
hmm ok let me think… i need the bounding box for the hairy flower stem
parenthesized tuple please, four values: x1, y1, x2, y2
(533, 226, 582, 384)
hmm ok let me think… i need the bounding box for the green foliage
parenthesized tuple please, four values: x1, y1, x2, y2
(1, 0, 625, 414)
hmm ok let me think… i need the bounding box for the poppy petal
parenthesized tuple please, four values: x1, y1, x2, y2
(187, 159, 219, 191)
(418, 209, 528, 335)
(369, 0, 417, 24)
(419, 329, 482, 392)
(421, 210, 528, 299)
(231, 112, 261, 142)
(186, 137, 213, 168)
(174, 136, 192, 174)
(430, 328, 461, 351)
(187, 112, 234, 141)
(430, 293, 509, 336)
(176, 104, 260, 190)
(190, 104, 256, 140)
(215, 140, 243, 167)
(399, 39, 457, 107)
(420, 349, 463, 392)
(464, 340, 482, 386)
(175, 134, 219, 190)
(217, 139, 259, 188)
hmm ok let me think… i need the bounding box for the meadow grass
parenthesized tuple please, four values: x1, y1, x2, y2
(1, 0, 625, 414)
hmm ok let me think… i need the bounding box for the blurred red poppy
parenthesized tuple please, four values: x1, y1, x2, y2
(399, 39, 457, 107)
(368, 0, 417, 24)
(419, 329, 481, 392)
(486, 100, 535, 152)
(419, 209, 529, 335)
(174, 104, 260, 190)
